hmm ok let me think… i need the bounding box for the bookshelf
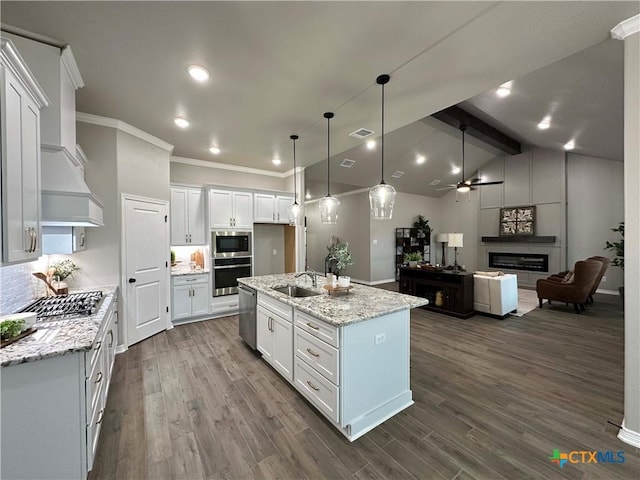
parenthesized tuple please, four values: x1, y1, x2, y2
(395, 228, 431, 281)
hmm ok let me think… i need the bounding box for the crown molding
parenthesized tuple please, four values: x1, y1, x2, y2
(171, 156, 295, 178)
(0, 38, 50, 108)
(611, 14, 640, 40)
(76, 112, 175, 153)
(60, 45, 85, 89)
(305, 187, 370, 204)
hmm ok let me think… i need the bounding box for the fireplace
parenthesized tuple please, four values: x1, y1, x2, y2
(489, 252, 549, 272)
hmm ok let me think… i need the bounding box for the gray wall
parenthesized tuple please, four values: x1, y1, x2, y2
(370, 192, 444, 282)
(567, 153, 624, 291)
(170, 161, 287, 191)
(253, 224, 285, 276)
(118, 131, 170, 202)
(72, 123, 119, 287)
(305, 191, 370, 281)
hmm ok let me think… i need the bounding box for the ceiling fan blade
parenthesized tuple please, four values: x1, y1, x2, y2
(470, 180, 504, 186)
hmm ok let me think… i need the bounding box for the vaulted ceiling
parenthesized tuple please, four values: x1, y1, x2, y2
(2, 1, 636, 199)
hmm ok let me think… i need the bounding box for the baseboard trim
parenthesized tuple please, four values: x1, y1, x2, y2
(596, 288, 619, 296)
(618, 423, 640, 448)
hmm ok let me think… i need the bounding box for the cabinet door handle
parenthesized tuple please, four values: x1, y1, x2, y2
(32, 228, 38, 252)
(95, 371, 103, 384)
(96, 408, 105, 425)
(307, 380, 320, 391)
(80, 232, 85, 247)
(25, 228, 31, 252)
(306, 348, 320, 357)
(277, 212, 280, 221)
(306, 322, 319, 330)
(272, 212, 275, 221)
(95, 340, 102, 350)
(108, 330, 114, 347)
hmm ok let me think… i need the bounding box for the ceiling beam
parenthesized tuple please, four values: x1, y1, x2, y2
(430, 105, 521, 155)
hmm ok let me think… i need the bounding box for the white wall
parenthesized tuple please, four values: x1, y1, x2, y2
(567, 153, 624, 290)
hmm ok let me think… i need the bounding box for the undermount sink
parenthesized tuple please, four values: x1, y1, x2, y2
(272, 285, 321, 298)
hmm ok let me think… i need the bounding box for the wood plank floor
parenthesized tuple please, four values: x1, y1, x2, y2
(90, 291, 639, 480)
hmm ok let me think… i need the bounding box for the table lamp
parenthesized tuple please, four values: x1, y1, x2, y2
(448, 233, 463, 271)
(436, 233, 449, 266)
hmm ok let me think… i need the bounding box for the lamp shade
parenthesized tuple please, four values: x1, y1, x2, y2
(448, 233, 463, 248)
(436, 233, 449, 243)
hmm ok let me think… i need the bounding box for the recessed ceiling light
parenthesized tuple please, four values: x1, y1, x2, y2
(496, 81, 512, 98)
(366, 140, 376, 150)
(174, 117, 190, 128)
(209, 146, 221, 155)
(451, 166, 461, 175)
(416, 155, 426, 164)
(272, 157, 281, 166)
(187, 65, 210, 82)
(537, 116, 551, 130)
(564, 140, 575, 150)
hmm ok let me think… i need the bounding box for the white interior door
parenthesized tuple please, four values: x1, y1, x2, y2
(123, 196, 169, 346)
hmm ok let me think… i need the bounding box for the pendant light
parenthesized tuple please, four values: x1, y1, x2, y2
(288, 134, 301, 225)
(319, 112, 340, 224)
(369, 74, 396, 220)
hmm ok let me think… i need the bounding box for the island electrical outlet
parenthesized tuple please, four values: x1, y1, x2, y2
(375, 333, 386, 345)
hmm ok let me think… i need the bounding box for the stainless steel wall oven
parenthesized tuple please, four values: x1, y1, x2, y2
(213, 256, 252, 296)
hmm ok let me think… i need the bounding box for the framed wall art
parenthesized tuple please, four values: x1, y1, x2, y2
(499, 206, 536, 236)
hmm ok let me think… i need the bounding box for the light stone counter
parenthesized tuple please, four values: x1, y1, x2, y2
(238, 273, 427, 326)
(171, 267, 210, 276)
(0, 286, 118, 367)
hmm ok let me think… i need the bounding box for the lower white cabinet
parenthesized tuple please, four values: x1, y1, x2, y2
(171, 274, 210, 322)
(256, 293, 293, 382)
(211, 294, 240, 317)
(0, 293, 118, 480)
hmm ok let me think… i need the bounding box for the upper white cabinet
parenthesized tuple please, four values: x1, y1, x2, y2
(171, 187, 205, 245)
(254, 193, 294, 224)
(1, 38, 49, 264)
(209, 189, 253, 229)
(42, 226, 86, 254)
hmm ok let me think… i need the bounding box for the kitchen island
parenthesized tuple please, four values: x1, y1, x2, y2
(238, 273, 427, 441)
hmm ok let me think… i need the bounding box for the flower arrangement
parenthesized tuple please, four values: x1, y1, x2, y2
(404, 252, 423, 263)
(51, 259, 80, 280)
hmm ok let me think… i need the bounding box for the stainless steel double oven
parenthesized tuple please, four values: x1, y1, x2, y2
(212, 231, 252, 296)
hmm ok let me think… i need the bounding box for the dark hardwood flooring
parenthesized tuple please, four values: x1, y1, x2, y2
(90, 291, 639, 479)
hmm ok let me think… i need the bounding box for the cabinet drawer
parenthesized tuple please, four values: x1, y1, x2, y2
(294, 357, 339, 423)
(172, 274, 209, 286)
(258, 293, 292, 322)
(295, 328, 339, 385)
(295, 310, 338, 348)
(211, 295, 239, 314)
(86, 352, 105, 414)
(87, 329, 105, 376)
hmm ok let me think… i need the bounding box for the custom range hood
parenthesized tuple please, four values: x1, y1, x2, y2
(41, 144, 104, 227)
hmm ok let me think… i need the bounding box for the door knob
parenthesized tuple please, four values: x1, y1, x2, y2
(128, 278, 137, 283)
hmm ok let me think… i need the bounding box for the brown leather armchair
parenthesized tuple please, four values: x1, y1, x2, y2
(585, 256, 609, 303)
(536, 260, 603, 313)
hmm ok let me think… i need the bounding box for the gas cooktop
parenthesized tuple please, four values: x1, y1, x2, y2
(20, 291, 104, 321)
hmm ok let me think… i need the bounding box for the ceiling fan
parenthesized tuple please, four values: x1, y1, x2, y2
(436, 124, 504, 193)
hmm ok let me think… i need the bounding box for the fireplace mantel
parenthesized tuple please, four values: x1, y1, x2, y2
(481, 236, 556, 243)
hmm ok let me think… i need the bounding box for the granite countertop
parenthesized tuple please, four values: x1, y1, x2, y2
(1, 285, 119, 368)
(171, 267, 210, 276)
(238, 273, 427, 326)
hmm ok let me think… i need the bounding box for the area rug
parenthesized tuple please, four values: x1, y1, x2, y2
(510, 288, 539, 317)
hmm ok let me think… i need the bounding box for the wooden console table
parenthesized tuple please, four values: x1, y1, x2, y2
(399, 268, 474, 318)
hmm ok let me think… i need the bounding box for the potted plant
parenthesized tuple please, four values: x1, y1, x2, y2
(413, 215, 431, 239)
(604, 221, 624, 300)
(326, 238, 353, 277)
(405, 251, 423, 268)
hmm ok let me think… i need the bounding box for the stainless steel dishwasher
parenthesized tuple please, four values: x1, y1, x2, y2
(238, 284, 257, 350)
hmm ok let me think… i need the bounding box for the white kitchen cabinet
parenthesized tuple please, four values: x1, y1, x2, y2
(257, 293, 293, 382)
(171, 186, 205, 245)
(211, 294, 240, 318)
(254, 193, 294, 224)
(171, 274, 210, 322)
(1, 39, 49, 264)
(209, 189, 253, 229)
(1, 292, 118, 479)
